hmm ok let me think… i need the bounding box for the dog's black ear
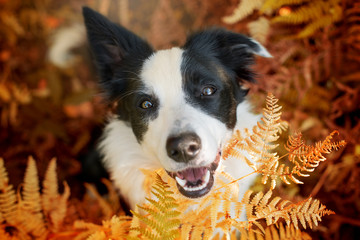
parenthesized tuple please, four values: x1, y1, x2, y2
(82, 7, 153, 99)
(183, 28, 271, 83)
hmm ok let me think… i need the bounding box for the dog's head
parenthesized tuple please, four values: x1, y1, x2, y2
(83, 7, 271, 198)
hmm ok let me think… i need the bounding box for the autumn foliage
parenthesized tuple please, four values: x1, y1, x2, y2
(0, 94, 345, 239)
(0, 0, 359, 239)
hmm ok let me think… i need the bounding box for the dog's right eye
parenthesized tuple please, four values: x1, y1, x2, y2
(140, 100, 153, 109)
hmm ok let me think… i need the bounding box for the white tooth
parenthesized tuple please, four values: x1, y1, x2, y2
(185, 186, 198, 192)
(203, 170, 210, 184)
(175, 176, 187, 187)
(183, 182, 206, 192)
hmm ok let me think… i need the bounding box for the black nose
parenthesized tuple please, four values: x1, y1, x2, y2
(166, 133, 201, 163)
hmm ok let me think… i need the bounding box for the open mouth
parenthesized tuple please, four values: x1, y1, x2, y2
(166, 151, 221, 198)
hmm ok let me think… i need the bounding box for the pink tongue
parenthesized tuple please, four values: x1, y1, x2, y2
(178, 167, 207, 182)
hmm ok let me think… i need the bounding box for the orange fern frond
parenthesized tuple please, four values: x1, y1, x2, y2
(223, 93, 344, 189)
(277, 130, 347, 184)
(245, 93, 288, 170)
(239, 222, 312, 240)
(18, 156, 47, 238)
(0, 157, 74, 239)
(73, 220, 106, 240)
(0, 158, 17, 225)
(223, 93, 288, 174)
(222, 130, 244, 160)
(130, 174, 181, 240)
(87, 231, 107, 240)
(74, 215, 133, 240)
(258, 131, 345, 186)
(42, 158, 58, 214)
(42, 158, 70, 232)
(244, 190, 334, 230)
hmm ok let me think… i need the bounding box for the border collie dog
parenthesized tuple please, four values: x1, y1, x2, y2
(82, 7, 271, 211)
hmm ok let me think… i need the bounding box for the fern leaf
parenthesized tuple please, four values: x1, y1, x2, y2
(42, 158, 70, 232)
(108, 215, 132, 238)
(19, 156, 47, 238)
(51, 182, 70, 232)
(261, 0, 311, 12)
(245, 190, 334, 230)
(249, 95, 345, 187)
(73, 220, 104, 240)
(22, 157, 42, 213)
(131, 174, 180, 240)
(42, 158, 58, 214)
(287, 131, 346, 182)
(0, 158, 17, 225)
(267, 0, 342, 38)
(272, 1, 329, 24)
(191, 226, 205, 240)
(211, 199, 222, 230)
(297, 7, 342, 38)
(247, 17, 270, 44)
(263, 222, 312, 240)
(86, 231, 107, 240)
(222, 130, 243, 160)
(232, 93, 287, 187)
(180, 224, 192, 240)
(0, 158, 9, 189)
(223, 0, 265, 24)
(128, 206, 141, 238)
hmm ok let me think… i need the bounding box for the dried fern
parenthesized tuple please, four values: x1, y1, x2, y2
(42, 158, 70, 232)
(225, 0, 343, 38)
(18, 156, 47, 238)
(0, 158, 17, 225)
(222, 0, 265, 24)
(264, 0, 342, 38)
(73, 215, 132, 240)
(130, 173, 181, 240)
(239, 222, 312, 240)
(142, 173, 333, 239)
(0, 156, 70, 239)
(0, 92, 345, 239)
(223, 93, 345, 189)
(244, 189, 334, 230)
(247, 17, 270, 44)
(261, 0, 311, 12)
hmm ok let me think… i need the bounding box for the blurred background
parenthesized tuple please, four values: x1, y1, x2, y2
(0, 0, 359, 239)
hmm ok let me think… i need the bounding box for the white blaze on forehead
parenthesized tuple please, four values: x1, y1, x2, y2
(141, 47, 184, 103)
(139, 47, 187, 168)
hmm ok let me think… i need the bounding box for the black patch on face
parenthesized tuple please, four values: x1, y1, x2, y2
(181, 28, 257, 129)
(119, 90, 160, 142)
(83, 7, 158, 141)
(111, 57, 160, 142)
(181, 52, 240, 129)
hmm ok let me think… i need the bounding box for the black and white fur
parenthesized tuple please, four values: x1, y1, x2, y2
(82, 7, 271, 211)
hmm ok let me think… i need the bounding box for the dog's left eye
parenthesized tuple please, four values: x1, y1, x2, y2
(201, 86, 217, 96)
(140, 100, 153, 109)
